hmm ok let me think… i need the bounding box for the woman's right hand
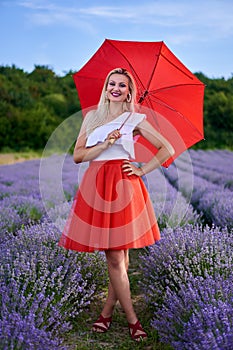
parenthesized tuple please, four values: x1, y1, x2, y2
(105, 129, 121, 146)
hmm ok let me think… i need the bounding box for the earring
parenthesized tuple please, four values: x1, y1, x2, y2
(127, 93, 131, 103)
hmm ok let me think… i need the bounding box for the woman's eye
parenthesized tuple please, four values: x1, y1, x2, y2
(120, 83, 126, 88)
(109, 82, 115, 86)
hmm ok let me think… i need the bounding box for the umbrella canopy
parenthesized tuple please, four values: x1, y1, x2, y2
(73, 39, 205, 166)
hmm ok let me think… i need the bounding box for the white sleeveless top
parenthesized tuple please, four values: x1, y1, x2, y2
(86, 112, 146, 161)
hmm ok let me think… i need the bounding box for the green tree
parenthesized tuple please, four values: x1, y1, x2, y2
(0, 65, 232, 152)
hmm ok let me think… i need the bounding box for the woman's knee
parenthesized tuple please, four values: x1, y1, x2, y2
(105, 250, 125, 269)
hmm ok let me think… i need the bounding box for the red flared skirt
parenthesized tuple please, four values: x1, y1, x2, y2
(58, 159, 160, 252)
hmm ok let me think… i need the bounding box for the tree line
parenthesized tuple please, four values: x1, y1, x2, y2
(0, 65, 232, 152)
(0, 65, 81, 152)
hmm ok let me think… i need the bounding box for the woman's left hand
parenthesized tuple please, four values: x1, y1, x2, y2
(122, 160, 144, 177)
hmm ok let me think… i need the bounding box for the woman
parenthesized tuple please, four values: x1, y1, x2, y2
(59, 68, 174, 341)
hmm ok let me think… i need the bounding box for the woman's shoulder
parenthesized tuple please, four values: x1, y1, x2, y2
(133, 111, 146, 118)
(129, 112, 146, 125)
(133, 111, 145, 116)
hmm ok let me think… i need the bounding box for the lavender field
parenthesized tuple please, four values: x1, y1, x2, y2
(0, 150, 233, 349)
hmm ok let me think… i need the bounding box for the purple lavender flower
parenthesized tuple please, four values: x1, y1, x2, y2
(0, 220, 107, 347)
(198, 189, 233, 228)
(164, 150, 233, 228)
(140, 225, 233, 308)
(0, 311, 66, 350)
(146, 169, 199, 229)
(0, 206, 21, 237)
(0, 159, 42, 199)
(189, 150, 233, 191)
(151, 274, 233, 349)
(0, 195, 46, 244)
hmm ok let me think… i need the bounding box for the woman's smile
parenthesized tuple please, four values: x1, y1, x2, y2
(111, 91, 121, 97)
(106, 73, 129, 102)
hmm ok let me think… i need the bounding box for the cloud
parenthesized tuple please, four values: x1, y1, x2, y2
(18, 0, 78, 25)
(79, 6, 136, 19)
(16, 0, 97, 34)
(14, 0, 233, 40)
(17, 0, 55, 11)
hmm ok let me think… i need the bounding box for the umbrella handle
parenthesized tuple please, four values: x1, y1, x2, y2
(109, 138, 116, 145)
(108, 127, 122, 145)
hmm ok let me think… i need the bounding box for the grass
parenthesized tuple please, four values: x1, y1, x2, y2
(62, 249, 172, 350)
(0, 150, 42, 164)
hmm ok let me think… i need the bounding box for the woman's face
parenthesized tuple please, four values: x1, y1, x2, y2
(106, 73, 130, 103)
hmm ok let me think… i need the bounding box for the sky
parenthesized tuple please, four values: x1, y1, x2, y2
(1, 0, 233, 79)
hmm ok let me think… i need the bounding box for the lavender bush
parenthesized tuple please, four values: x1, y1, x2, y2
(152, 274, 233, 349)
(0, 155, 78, 210)
(146, 169, 199, 228)
(0, 207, 21, 243)
(140, 225, 233, 308)
(0, 309, 66, 350)
(0, 159, 41, 199)
(1, 194, 45, 224)
(164, 150, 233, 228)
(198, 189, 233, 228)
(0, 195, 47, 248)
(46, 201, 72, 231)
(0, 155, 79, 246)
(190, 150, 233, 191)
(1, 152, 232, 348)
(39, 154, 78, 209)
(0, 221, 107, 348)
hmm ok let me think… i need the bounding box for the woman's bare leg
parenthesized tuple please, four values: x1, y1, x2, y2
(101, 250, 129, 318)
(93, 249, 145, 338)
(104, 249, 137, 324)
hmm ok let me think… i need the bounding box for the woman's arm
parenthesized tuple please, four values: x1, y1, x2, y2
(122, 119, 175, 176)
(73, 128, 121, 164)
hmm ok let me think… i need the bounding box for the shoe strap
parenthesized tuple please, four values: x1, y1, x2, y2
(93, 314, 112, 331)
(129, 320, 147, 339)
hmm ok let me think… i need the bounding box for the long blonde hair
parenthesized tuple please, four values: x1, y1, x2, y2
(82, 68, 137, 136)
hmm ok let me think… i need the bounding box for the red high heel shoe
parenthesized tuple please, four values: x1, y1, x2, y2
(92, 314, 112, 333)
(128, 320, 147, 341)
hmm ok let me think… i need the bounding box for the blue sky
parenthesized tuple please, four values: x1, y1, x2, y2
(1, 0, 233, 79)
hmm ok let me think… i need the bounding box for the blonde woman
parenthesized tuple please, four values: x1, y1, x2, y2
(59, 68, 174, 341)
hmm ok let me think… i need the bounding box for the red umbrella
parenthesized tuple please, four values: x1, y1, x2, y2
(73, 39, 205, 166)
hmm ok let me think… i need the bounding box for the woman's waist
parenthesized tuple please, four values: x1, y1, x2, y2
(90, 158, 129, 166)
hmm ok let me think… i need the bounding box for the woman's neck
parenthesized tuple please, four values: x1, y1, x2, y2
(108, 103, 124, 120)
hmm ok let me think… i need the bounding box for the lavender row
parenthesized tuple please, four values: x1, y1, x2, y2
(152, 274, 233, 349)
(164, 154, 233, 229)
(0, 154, 78, 203)
(0, 155, 198, 239)
(0, 151, 228, 233)
(140, 225, 233, 349)
(190, 149, 233, 172)
(0, 155, 78, 240)
(0, 154, 198, 348)
(0, 157, 107, 348)
(145, 168, 199, 229)
(0, 220, 107, 349)
(179, 150, 233, 190)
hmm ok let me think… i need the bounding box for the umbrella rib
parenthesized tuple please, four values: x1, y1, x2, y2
(149, 82, 204, 94)
(107, 40, 147, 95)
(160, 52, 195, 80)
(149, 95, 204, 137)
(137, 43, 163, 103)
(145, 42, 163, 91)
